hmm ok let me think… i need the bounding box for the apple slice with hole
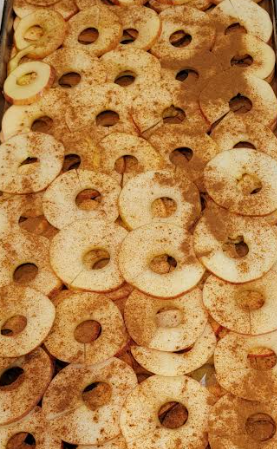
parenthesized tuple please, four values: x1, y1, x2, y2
(4, 61, 55, 105)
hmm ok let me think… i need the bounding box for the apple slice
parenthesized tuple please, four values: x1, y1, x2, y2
(4, 61, 55, 105)
(248, 347, 277, 371)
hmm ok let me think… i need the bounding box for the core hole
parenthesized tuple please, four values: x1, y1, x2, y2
(17, 72, 37, 86)
(169, 147, 193, 169)
(176, 69, 199, 82)
(115, 71, 136, 87)
(74, 320, 102, 344)
(158, 402, 188, 429)
(31, 116, 53, 134)
(156, 307, 183, 328)
(231, 54, 253, 67)
(246, 413, 276, 442)
(229, 94, 252, 114)
(163, 106, 186, 124)
(24, 24, 43, 42)
(13, 263, 38, 284)
(121, 28, 138, 44)
(62, 154, 81, 172)
(62, 443, 78, 449)
(150, 254, 177, 274)
(20, 157, 38, 167)
(82, 382, 112, 411)
(75, 189, 102, 210)
(233, 141, 256, 149)
(151, 197, 177, 218)
(222, 236, 249, 259)
(237, 173, 262, 195)
(7, 433, 36, 449)
(225, 22, 247, 35)
(114, 155, 139, 174)
(78, 28, 99, 44)
(96, 110, 119, 127)
(0, 367, 24, 388)
(248, 347, 277, 371)
(169, 30, 192, 48)
(1, 315, 27, 336)
(83, 249, 110, 270)
(58, 72, 81, 88)
(236, 290, 265, 311)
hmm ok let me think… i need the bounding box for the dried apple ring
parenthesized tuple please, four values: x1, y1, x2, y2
(43, 169, 120, 229)
(149, 123, 219, 190)
(14, 10, 66, 59)
(101, 49, 161, 99)
(0, 347, 52, 425)
(194, 209, 277, 283)
(98, 133, 164, 185)
(211, 115, 277, 161)
(0, 284, 55, 357)
(214, 330, 277, 402)
(211, 0, 272, 43)
(64, 6, 122, 57)
(4, 61, 55, 105)
(199, 68, 277, 129)
(43, 358, 137, 445)
(212, 34, 275, 81)
(120, 374, 212, 449)
(131, 324, 216, 376)
(50, 218, 127, 292)
(45, 291, 128, 363)
(0, 132, 64, 194)
(44, 48, 106, 93)
(114, 6, 161, 51)
(125, 288, 207, 351)
(119, 170, 201, 230)
(0, 232, 62, 296)
(209, 394, 277, 449)
(151, 6, 215, 63)
(203, 264, 277, 335)
(119, 223, 205, 298)
(13, 0, 78, 20)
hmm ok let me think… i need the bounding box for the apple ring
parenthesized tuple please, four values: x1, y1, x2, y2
(13, 0, 78, 20)
(45, 291, 127, 363)
(64, 6, 122, 57)
(132, 84, 207, 138)
(66, 84, 137, 141)
(119, 222, 205, 298)
(193, 209, 277, 283)
(14, 10, 66, 59)
(0, 407, 60, 449)
(97, 133, 163, 185)
(212, 34, 275, 81)
(0, 232, 62, 296)
(200, 68, 277, 129)
(119, 170, 201, 230)
(209, 394, 277, 449)
(43, 169, 120, 229)
(1, 89, 69, 142)
(211, 0, 272, 43)
(114, 6, 161, 51)
(203, 264, 277, 335)
(161, 52, 222, 97)
(151, 6, 215, 63)
(101, 49, 161, 99)
(214, 330, 277, 401)
(50, 218, 127, 292)
(120, 374, 212, 449)
(131, 324, 216, 376)
(0, 284, 55, 357)
(211, 115, 277, 161)
(0, 347, 52, 425)
(44, 48, 106, 94)
(0, 132, 64, 194)
(125, 288, 207, 351)
(149, 123, 219, 190)
(204, 148, 277, 216)
(43, 358, 138, 445)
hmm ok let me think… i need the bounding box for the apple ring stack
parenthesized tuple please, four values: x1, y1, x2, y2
(2, 0, 277, 446)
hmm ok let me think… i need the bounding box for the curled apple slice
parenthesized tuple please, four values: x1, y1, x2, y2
(4, 61, 55, 105)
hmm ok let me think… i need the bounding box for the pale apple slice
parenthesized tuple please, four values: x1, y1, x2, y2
(4, 61, 55, 105)
(8, 46, 35, 75)
(131, 324, 216, 376)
